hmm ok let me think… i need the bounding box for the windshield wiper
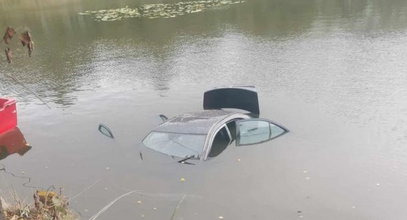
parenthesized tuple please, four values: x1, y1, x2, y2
(178, 155, 197, 165)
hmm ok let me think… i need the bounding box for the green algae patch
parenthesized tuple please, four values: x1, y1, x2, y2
(79, 0, 246, 21)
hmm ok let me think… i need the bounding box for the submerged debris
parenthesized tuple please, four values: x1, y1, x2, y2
(79, 0, 245, 21)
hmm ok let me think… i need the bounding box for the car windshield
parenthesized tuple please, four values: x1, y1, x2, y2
(142, 131, 206, 158)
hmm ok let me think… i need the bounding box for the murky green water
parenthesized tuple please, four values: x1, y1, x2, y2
(1, 0, 407, 219)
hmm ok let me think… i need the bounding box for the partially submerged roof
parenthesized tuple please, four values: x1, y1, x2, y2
(153, 110, 242, 135)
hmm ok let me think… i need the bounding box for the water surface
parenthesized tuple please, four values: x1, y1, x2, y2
(1, 0, 407, 219)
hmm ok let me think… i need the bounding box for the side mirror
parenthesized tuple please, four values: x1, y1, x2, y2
(98, 124, 114, 139)
(159, 114, 168, 122)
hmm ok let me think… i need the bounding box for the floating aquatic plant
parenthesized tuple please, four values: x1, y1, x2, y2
(79, 0, 245, 21)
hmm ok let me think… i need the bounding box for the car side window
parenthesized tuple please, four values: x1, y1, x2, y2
(236, 119, 287, 146)
(208, 126, 231, 158)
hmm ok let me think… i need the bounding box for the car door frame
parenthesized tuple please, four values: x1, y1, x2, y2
(202, 113, 250, 160)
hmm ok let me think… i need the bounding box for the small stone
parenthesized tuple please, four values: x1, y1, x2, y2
(352, 206, 356, 209)
(305, 177, 311, 180)
(105, 167, 111, 171)
(303, 170, 308, 174)
(153, 207, 157, 210)
(137, 200, 142, 204)
(180, 177, 186, 182)
(218, 216, 224, 219)
(237, 158, 241, 162)
(376, 183, 380, 186)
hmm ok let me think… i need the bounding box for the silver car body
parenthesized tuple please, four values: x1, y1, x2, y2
(147, 110, 250, 160)
(142, 86, 288, 161)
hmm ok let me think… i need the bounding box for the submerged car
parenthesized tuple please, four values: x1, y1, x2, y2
(142, 86, 288, 162)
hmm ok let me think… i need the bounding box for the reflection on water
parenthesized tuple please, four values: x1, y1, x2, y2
(1, 0, 407, 106)
(0, 127, 31, 161)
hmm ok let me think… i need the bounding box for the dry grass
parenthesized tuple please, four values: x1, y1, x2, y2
(1, 190, 78, 220)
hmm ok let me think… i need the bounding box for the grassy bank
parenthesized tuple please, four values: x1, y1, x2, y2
(1, 191, 78, 220)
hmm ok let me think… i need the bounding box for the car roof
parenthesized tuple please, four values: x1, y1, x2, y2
(152, 110, 248, 135)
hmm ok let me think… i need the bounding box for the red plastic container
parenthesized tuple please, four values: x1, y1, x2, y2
(0, 98, 17, 134)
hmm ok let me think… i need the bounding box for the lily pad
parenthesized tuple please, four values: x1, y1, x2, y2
(79, 0, 245, 22)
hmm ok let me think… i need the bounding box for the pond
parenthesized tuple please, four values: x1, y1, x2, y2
(1, 0, 407, 219)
